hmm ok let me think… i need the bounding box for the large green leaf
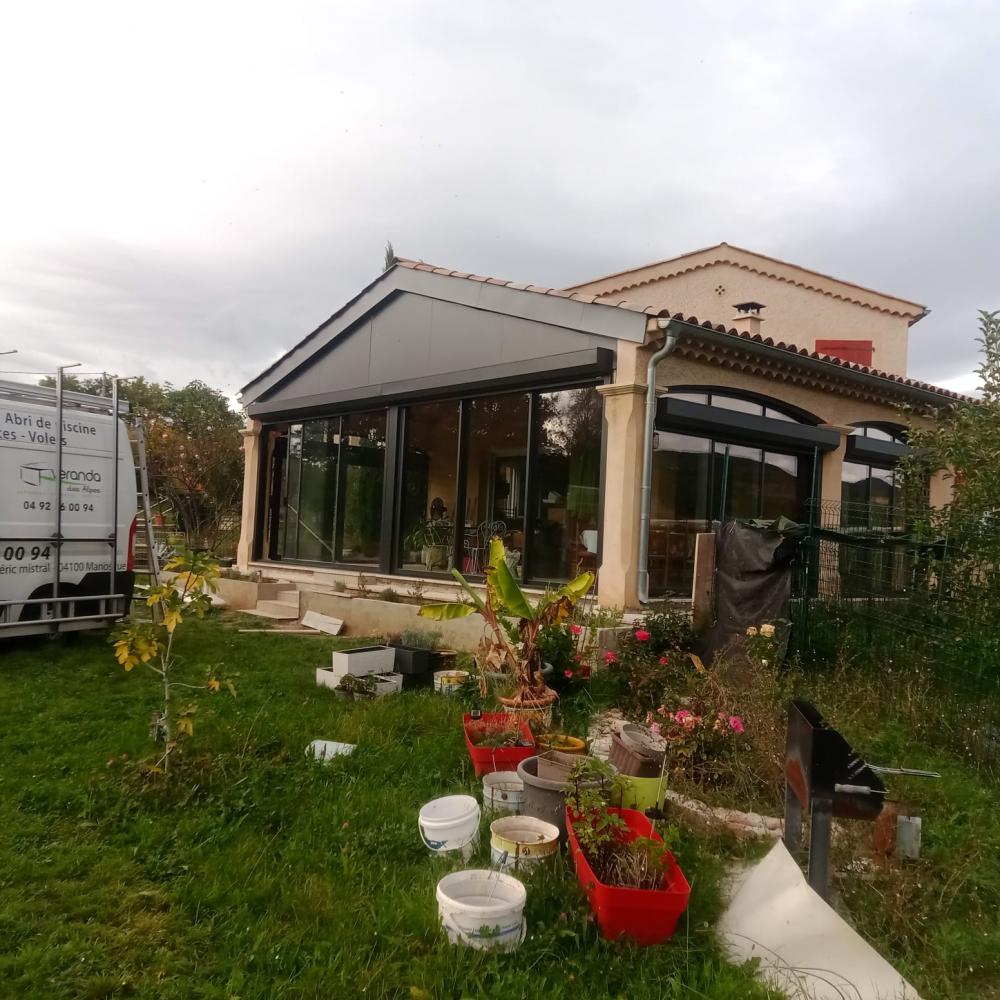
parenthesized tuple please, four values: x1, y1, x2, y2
(555, 571, 595, 603)
(450, 568, 488, 615)
(488, 538, 533, 619)
(417, 601, 477, 621)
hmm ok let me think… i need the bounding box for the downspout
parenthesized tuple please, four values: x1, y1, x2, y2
(637, 321, 680, 604)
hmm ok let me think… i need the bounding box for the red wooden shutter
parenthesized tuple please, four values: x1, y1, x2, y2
(815, 339, 874, 366)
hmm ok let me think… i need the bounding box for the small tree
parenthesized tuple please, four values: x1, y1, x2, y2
(111, 549, 226, 773)
(899, 310, 999, 613)
(418, 538, 593, 707)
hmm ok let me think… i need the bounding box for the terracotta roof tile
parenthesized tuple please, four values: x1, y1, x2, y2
(392, 258, 969, 403)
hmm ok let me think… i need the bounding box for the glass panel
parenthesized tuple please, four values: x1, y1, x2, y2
(761, 451, 800, 520)
(864, 426, 893, 441)
(461, 393, 529, 576)
(649, 433, 712, 597)
(666, 390, 708, 404)
(841, 461, 872, 527)
(337, 411, 386, 565)
(869, 466, 895, 527)
(530, 387, 602, 582)
(714, 443, 762, 519)
(764, 406, 798, 422)
(398, 401, 459, 573)
(281, 424, 303, 557)
(710, 394, 763, 415)
(295, 419, 338, 561)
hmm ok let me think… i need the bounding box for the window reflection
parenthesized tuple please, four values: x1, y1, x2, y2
(531, 387, 602, 581)
(338, 412, 386, 565)
(398, 401, 459, 572)
(461, 394, 530, 577)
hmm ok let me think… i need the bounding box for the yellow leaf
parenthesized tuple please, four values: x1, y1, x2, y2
(177, 718, 193, 736)
(225, 679, 237, 698)
(163, 608, 182, 633)
(207, 678, 221, 692)
(687, 652, 706, 674)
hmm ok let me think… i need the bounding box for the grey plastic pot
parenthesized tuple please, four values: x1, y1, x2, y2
(516, 755, 611, 843)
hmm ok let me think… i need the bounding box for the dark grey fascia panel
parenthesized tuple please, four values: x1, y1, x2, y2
(845, 435, 909, 465)
(247, 348, 615, 420)
(655, 397, 841, 453)
(240, 266, 646, 405)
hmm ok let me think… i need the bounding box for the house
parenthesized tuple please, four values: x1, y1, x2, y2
(235, 247, 962, 610)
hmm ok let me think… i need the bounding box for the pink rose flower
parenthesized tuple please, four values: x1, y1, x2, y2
(646, 711, 654, 724)
(659, 656, 669, 666)
(570, 624, 583, 636)
(604, 651, 617, 664)
(634, 629, 651, 642)
(729, 715, 745, 734)
(673, 709, 692, 725)
(656, 705, 667, 717)
(650, 722, 662, 735)
(564, 669, 574, 679)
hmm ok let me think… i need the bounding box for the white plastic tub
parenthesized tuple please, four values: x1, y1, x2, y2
(489, 815, 560, 870)
(418, 794, 480, 858)
(436, 869, 527, 951)
(482, 770, 524, 814)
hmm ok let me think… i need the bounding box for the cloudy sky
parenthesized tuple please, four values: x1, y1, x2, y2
(1, 1, 996, 402)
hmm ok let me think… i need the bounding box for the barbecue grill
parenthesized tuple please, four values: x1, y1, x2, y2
(783, 699, 937, 898)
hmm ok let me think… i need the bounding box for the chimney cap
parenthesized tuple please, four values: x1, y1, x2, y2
(733, 301, 766, 315)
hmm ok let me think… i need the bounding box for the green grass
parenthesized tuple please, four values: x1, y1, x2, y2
(0, 615, 775, 1000)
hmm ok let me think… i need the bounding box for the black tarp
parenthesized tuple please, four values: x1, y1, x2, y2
(701, 519, 802, 663)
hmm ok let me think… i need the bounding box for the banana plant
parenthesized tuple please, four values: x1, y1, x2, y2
(419, 538, 594, 704)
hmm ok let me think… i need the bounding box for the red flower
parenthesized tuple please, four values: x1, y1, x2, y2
(604, 651, 617, 664)
(564, 669, 574, 679)
(658, 655, 669, 666)
(570, 624, 583, 636)
(635, 629, 651, 642)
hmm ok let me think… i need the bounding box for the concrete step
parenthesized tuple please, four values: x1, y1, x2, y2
(247, 600, 300, 620)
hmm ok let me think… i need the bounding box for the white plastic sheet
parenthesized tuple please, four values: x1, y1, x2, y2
(719, 840, 921, 1000)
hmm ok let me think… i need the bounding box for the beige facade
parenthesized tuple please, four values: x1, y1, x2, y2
(569, 244, 927, 377)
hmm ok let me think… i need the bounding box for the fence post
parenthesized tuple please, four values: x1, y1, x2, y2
(690, 532, 716, 634)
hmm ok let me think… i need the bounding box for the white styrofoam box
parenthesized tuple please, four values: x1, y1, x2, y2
(306, 740, 355, 762)
(330, 645, 396, 679)
(372, 673, 404, 697)
(316, 666, 340, 690)
(301, 610, 344, 635)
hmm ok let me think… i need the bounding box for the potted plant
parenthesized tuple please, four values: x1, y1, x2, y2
(418, 537, 593, 721)
(463, 712, 536, 777)
(404, 518, 453, 571)
(564, 758, 690, 946)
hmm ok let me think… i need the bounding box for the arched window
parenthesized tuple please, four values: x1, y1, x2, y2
(841, 422, 908, 528)
(649, 387, 817, 596)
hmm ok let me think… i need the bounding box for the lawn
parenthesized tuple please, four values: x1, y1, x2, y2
(0, 615, 775, 1000)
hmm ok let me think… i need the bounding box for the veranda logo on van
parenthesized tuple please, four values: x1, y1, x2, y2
(20, 464, 102, 486)
(20, 463, 55, 486)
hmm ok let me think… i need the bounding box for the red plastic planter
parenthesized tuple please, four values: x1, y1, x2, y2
(463, 713, 536, 777)
(566, 806, 691, 945)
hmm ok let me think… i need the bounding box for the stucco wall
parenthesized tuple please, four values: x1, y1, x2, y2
(595, 264, 911, 376)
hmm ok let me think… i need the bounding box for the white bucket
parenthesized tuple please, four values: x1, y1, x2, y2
(436, 869, 527, 951)
(434, 670, 469, 695)
(418, 794, 480, 858)
(490, 815, 560, 871)
(482, 771, 524, 814)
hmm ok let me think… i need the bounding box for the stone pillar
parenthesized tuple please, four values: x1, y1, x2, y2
(236, 418, 263, 572)
(595, 382, 646, 610)
(817, 425, 851, 597)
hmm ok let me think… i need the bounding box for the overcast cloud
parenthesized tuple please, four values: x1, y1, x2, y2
(1, 1, 997, 402)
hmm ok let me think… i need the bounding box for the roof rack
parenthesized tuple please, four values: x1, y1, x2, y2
(0, 378, 130, 415)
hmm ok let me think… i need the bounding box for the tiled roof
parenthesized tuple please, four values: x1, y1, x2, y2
(394, 258, 663, 315)
(394, 258, 969, 404)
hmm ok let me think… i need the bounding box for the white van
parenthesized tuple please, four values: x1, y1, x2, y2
(0, 380, 137, 638)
